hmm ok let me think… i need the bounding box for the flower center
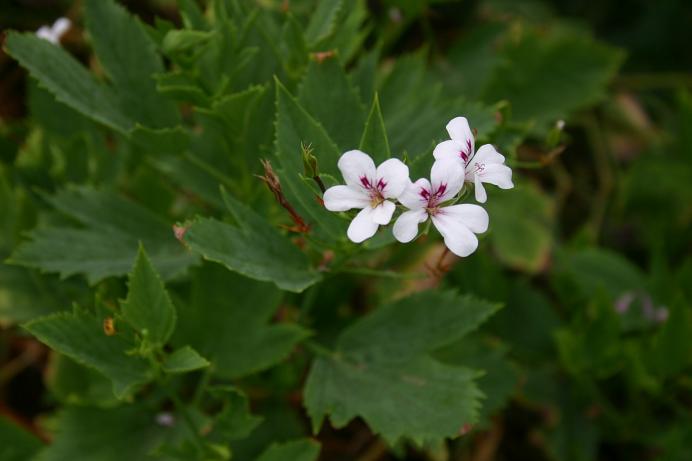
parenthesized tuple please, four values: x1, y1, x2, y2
(419, 183, 448, 211)
(360, 175, 387, 208)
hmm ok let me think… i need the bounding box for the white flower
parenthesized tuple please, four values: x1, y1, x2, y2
(323, 150, 409, 243)
(433, 116, 513, 203)
(393, 159, 489, 257)
(36, 17, 71, 45)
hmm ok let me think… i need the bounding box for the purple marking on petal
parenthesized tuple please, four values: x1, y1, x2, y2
(360, 176, 371, 188)
(376, 178, 387, 191)
(420, 188, 431, 200)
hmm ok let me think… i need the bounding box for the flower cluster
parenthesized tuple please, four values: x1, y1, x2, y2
(323, 117, 514, 257)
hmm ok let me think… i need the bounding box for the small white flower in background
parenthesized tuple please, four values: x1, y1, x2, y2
(433, 116, 514, 203)
(36, 17, 71, 45)
(323, 150, 409, 243)
(393, 159, 489, 257)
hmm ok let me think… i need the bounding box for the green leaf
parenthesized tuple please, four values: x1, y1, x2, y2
(255, 439, 321, 461)
(24, 309, 152, 398)
(4, 32, 132, 133)
(122, 246, 177, 347)
(33, 405, 176, 461)
(486, 183, 554, 273)
(304, 290, 498, 442)
(9, 187, 197, 284)
(47, 354, 119, 407)
(306, 355, 481, 443)
(84, 0, 178, 128)
(0, 417, 43, 461)
(162, 346, 210, 373)
(359, 93, 391, 162)
(338, 290, 501, 361)
(555, 247, 646, 301)
(176, 264, 310, 378)
(298, 57, 366, 149)
(274, 79, 347, 242)
(183, 189, 321, 292)
(483, 30, 624, 127)
(208, 387, 263, 442)
(304, 0, 344, 45)
(0, 265, 74, 324)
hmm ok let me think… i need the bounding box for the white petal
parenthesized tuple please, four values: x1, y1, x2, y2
(432, 140, 466, 163)
(52, 18, 71, 38)
(431, 159, 465, 202)
(347, 207, 379, 243)
(472, 144, 505, 165)
(393, 209, 428, 243)
(445, 117, 475, 156)
(323, 185, 369, 211)
(474, 175, 487, 203)
(376, 158, 409, 199)
(338, 150, 376, 189)
(432, 212, 480, 257)
(371, 200, 396, 225)
(398, 178, 431, 210)
(438, 204, 489, 234)
(479, 164, 514, 189)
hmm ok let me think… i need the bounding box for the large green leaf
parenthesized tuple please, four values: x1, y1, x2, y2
(183, 189, 321, 292)
(273, 80, 348, 243)
(175, 264, 309, 378)
(122, 246, 177, 347)
(4, 33, 132, 133)
(484, 30, 624, 127)
(304, 290, 499, 442)
(9, 187, 197, 284)
(24, 309, 153, 398)
(84, 0, 178, 128)
(162, 346, 210, 374)
(298, 57, 366, 149)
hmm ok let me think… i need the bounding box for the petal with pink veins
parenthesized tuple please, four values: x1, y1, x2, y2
(337, 150, 376, 189)
(376, 158, 410, 199)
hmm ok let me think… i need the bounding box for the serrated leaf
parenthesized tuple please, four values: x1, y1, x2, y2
(486, 184, 554, 273)
(84, 0, 178, 128)
(304, 0, 344, 45)
(359, 93, 391, 162)
(0, 417, 43, 461)
(304, 289, 497, 442)
(4, 33, 132, 133)
(255, 439, 321, 461)
(33, 405, 176, 461)
(305, 355, 481, 442)
(47, 354, 119, 407)
(162, 346, 210, 373)
(483, 30, 624, 126)
(176, 264, 310, 378)
(184, 189, 321, 292)
(122, 245, 177, 347)
(24, 310, 152, 398)
(274, 80, 347, 242)
(339, 290, 501, 361)
(298, 57, 366, 149)
(9, 187, 197, 284)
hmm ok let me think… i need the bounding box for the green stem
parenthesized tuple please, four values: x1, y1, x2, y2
(192, 367, 213, 407)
